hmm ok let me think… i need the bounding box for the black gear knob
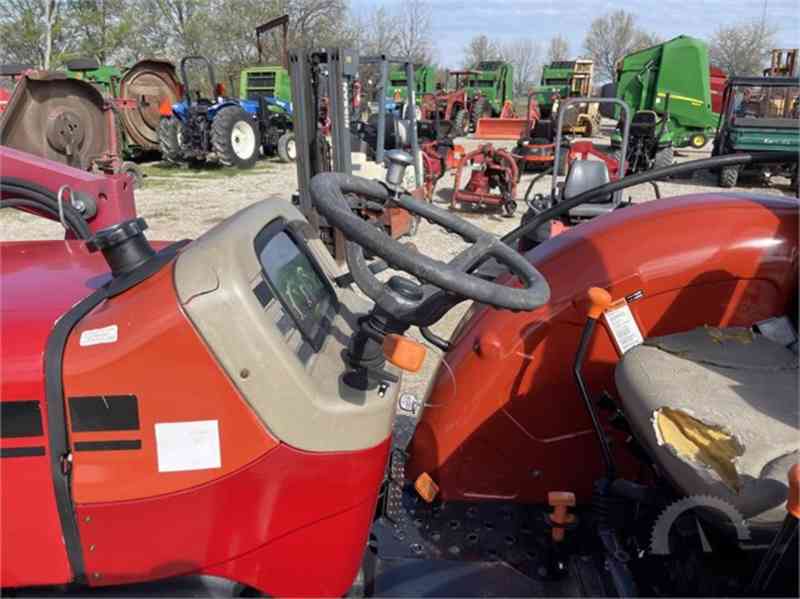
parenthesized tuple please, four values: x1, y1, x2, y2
(86, 217, 156, 278)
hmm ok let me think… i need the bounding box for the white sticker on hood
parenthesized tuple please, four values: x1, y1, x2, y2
(155, 420, 221, 473)
(79, 324, 118, 347)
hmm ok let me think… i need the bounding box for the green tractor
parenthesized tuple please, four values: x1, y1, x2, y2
(463, 60, 513, 123)
(607, 36, 720, 173)
(385, 64, 436, 104)
(712, 75, 799, 189)
(531, 59, 600, 136)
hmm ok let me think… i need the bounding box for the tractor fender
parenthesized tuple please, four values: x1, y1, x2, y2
(207, 100, 254, 120)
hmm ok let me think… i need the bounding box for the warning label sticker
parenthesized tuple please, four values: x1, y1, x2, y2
(79, 324, 118, 347)
(604, 299, 644, 354)
(155, 420, 221, 473)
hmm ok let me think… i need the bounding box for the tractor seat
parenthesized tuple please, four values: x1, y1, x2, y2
(615, 326, 799, 529)
(563, 160, 622, 220)
(629, 110, 659, 137)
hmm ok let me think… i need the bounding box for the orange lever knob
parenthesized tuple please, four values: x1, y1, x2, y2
(548, 491, 576, 542)
(587, 287, 613, 320)
(383, 334, 427, 373)
(788, 464, 800, 519)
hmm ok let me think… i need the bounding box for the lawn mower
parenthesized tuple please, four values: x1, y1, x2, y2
(65, 56, 181, 160)
(451, 143, 519, 216)
(0, 69, 137, 184)
(1, 141, 798, 598)
(159, 55, 260, 168)
(510, 94, 565, 175)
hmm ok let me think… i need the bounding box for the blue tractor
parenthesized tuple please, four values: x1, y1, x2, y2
(257, 95, 295, 163)
(159, 56, 260, 168)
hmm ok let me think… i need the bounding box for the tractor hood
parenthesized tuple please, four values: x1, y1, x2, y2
(0, 240, 170, 393)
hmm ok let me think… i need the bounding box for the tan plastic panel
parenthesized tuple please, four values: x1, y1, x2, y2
(174, 200, 400, 452)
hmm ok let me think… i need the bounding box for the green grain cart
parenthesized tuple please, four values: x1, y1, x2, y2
(609, 35, 719, 172)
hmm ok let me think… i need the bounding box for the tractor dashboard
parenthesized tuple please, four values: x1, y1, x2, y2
(174, 200, 399, 453)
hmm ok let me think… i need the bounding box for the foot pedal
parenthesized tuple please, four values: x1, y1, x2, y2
(384, 448, 407, 523)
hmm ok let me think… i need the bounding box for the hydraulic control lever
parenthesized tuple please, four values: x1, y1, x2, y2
(747, 464, 800, 594)
(574, 287, 616, 479)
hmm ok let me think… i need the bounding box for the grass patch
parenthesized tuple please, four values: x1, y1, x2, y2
(142, 161, 275, 181)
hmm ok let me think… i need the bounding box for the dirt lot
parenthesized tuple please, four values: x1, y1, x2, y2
(3, 126, 796, 398)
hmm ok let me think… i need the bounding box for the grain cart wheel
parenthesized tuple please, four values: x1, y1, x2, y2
(453, 109, 469, 137)
(158, 117, 183, 164)
(212, 106, 259, 168)
(277, 131, 296, 163)
(654, 145, 674, 170)
(690, 133, 707, 149)
(719, 165, 740, 188)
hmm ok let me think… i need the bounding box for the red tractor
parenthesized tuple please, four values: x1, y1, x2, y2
(1, 144, 798, 598)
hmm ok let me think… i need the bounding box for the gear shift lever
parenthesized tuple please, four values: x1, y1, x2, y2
(384, 149, 413, 195)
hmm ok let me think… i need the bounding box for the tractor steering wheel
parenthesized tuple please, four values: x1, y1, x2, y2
(309, 172, 550, 326)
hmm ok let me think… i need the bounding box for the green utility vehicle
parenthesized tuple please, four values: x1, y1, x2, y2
(712, 76, 799, 188)
(386, 65, 436, 104)
(609, 36, 720, 173)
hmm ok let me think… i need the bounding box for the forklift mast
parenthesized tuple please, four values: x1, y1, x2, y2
(256, 14, 289, 68)
(290, 48, 421, 239)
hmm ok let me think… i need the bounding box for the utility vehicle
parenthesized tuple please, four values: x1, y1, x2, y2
(0, 143, 798, 597)
(711, 76, 799, 189)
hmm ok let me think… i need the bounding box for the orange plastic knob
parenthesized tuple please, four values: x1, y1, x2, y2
(788, 464, 800, 519)
(587, 287, 613, 320)
(383, 334, 427, 373)
(548, 491, 576, 542)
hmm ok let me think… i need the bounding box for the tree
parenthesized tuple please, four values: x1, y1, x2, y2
(0, 0, 68, 68)
(546, 34, 570, 63)
(709, 20, 778, 77)
(395, 0, 434, 64)
(66, 0, 135, 63)
(583, 9, 660, 82)
(501, 38, 542, 96)
(463, 34, 501, 69)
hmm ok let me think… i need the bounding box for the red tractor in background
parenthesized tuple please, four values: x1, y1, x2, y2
(1, 140, 798, 599)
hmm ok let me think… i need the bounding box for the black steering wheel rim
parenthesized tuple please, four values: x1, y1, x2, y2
(309, 172, 550, 323)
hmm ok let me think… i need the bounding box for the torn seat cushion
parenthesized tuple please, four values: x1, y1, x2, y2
(615, 326, 799, 528)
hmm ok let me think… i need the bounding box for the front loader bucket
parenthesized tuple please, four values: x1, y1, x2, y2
(475, 117, 528, 140)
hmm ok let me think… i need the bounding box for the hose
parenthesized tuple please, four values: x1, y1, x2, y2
(0, 177, 92, 239)
(502, 151, 799, 247)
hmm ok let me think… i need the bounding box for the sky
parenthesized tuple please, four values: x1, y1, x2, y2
(350, 0, 800, 68)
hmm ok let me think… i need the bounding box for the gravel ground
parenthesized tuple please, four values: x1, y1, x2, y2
(3, 123, 796, 399)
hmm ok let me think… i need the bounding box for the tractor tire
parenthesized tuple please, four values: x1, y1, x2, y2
(719, 165, 740, 188)
(452, 109, 469, 137)
(277, 131, 296, 163)
(653, 145, 674, 170)
(211, 106, 259, 168)
(470, 97, 490, 132)
(158, 117, 183, 164)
